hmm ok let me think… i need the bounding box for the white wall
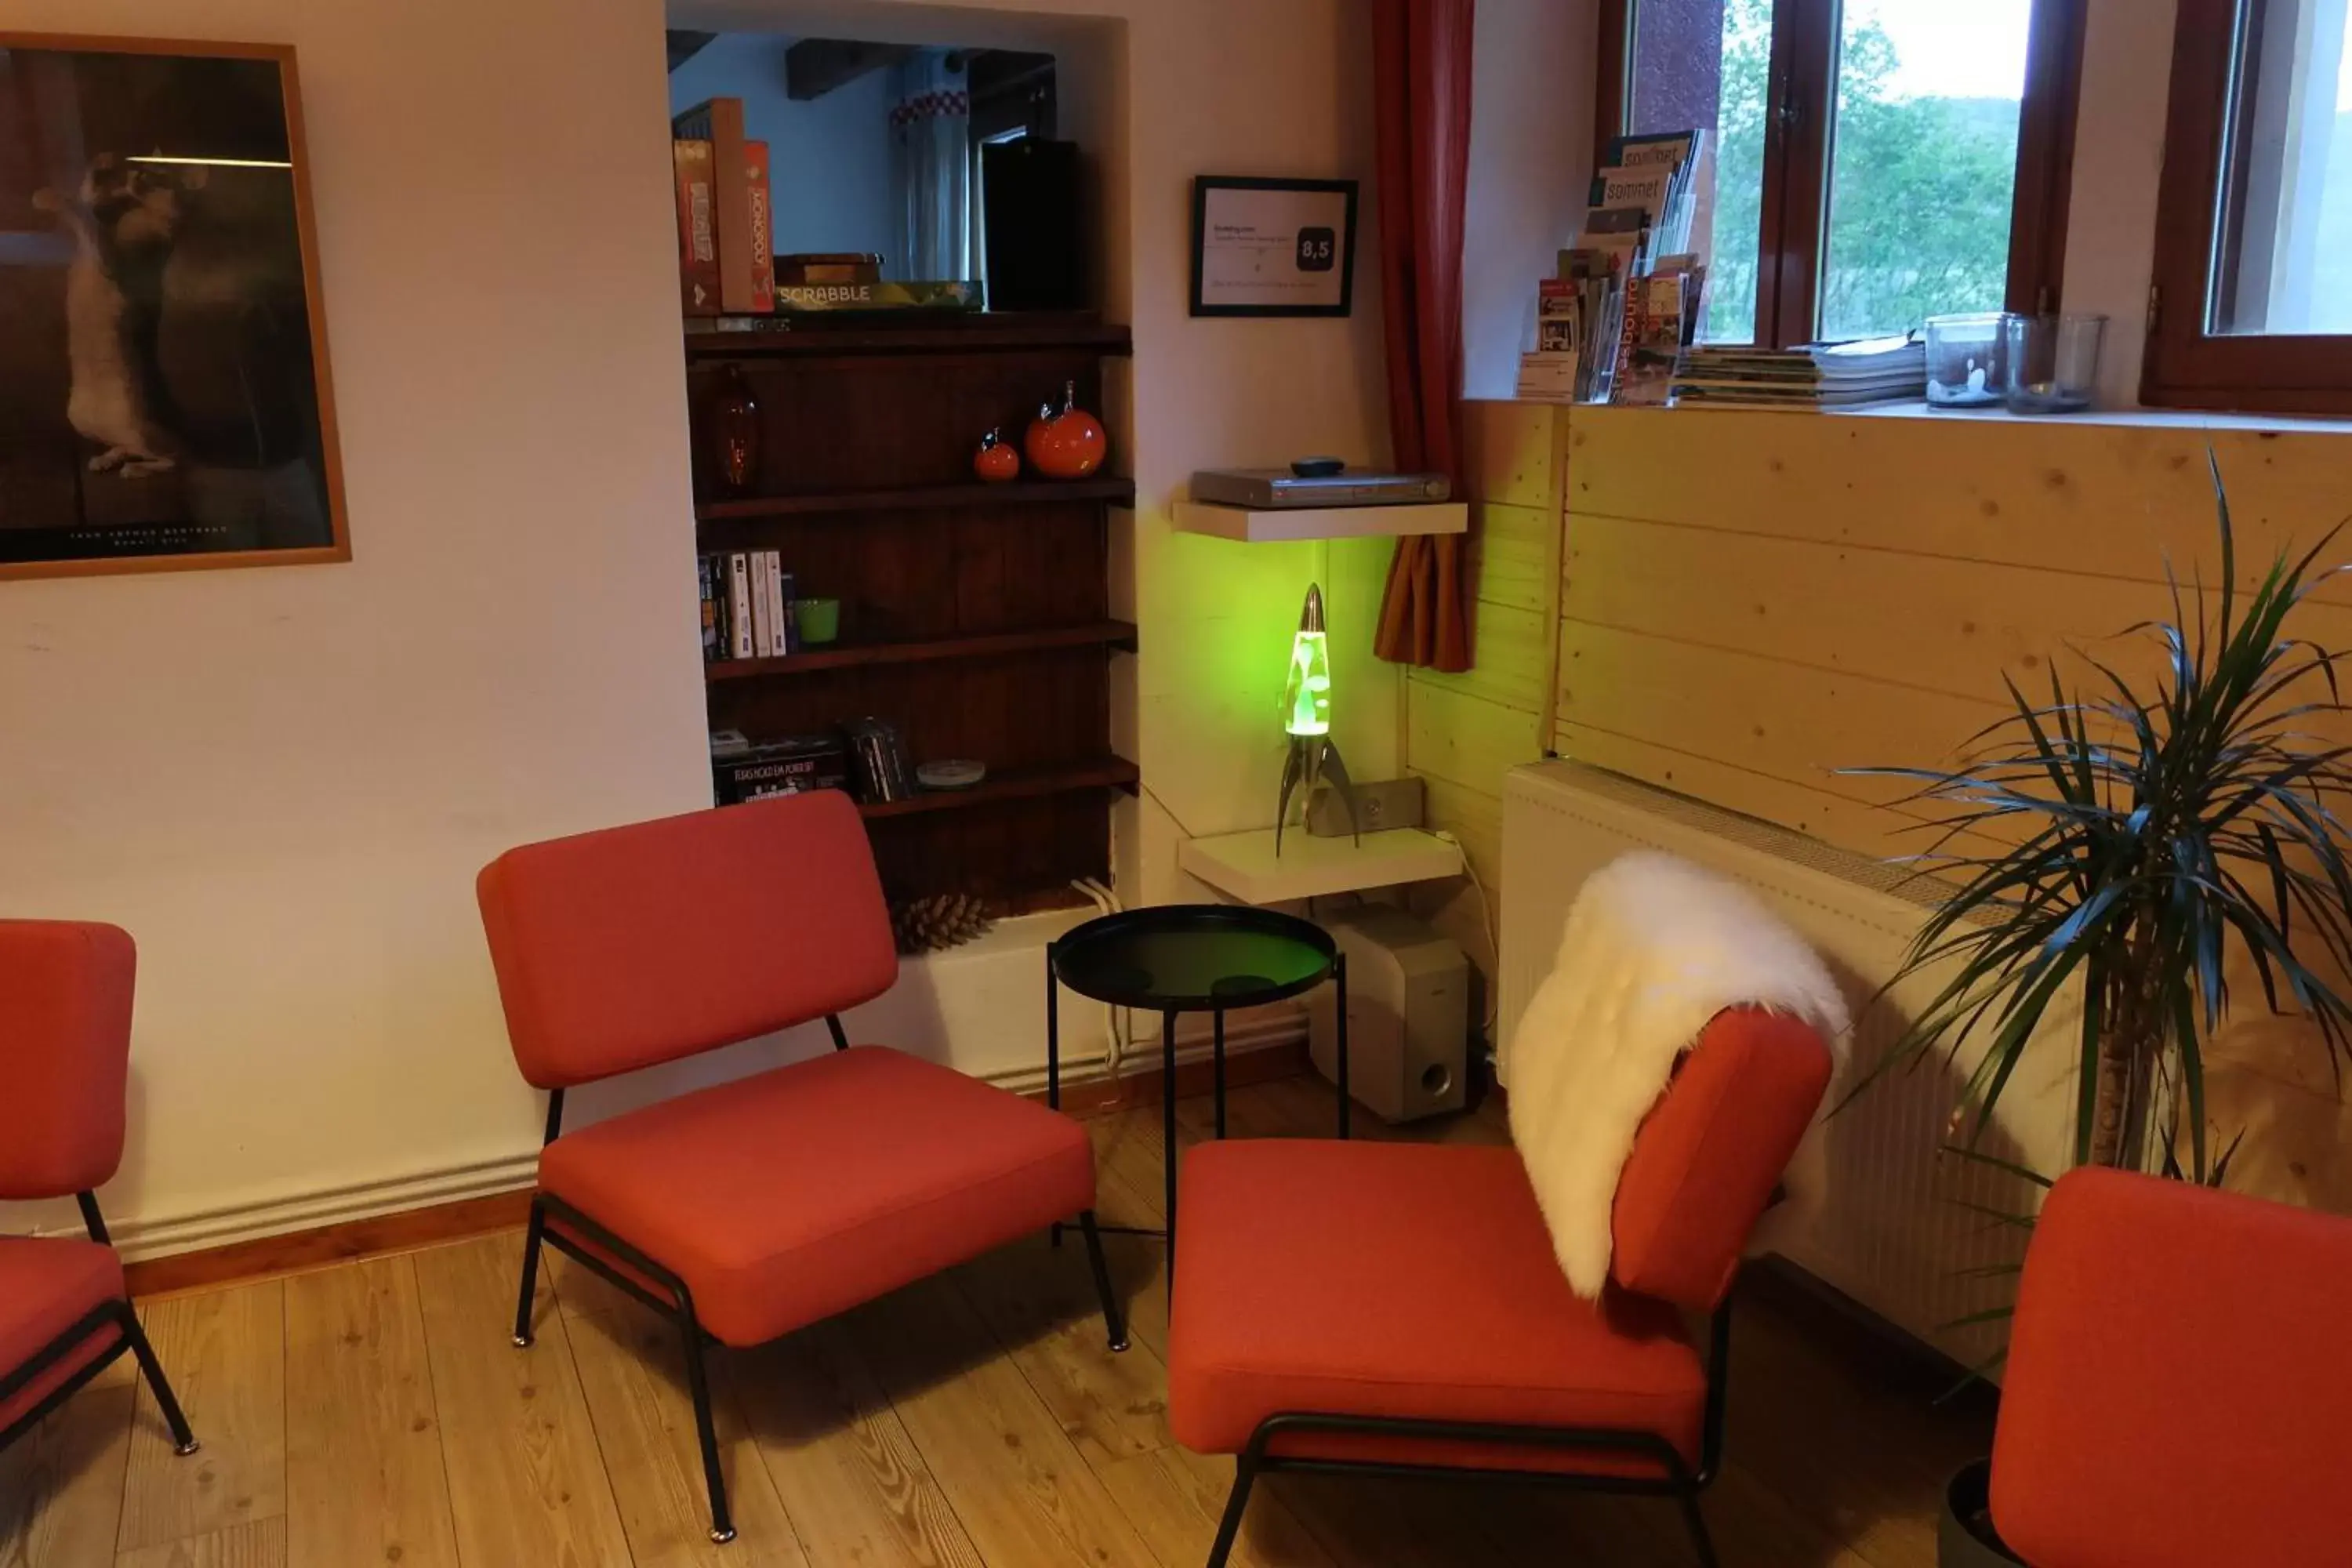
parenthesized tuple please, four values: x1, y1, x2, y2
(0, 0, 711, 1247)
(666, 33, 898, 262)
(1463, 0, 1599, 398)
(2060, 0, 2180, 408)
(2, 0, 1399, 1254)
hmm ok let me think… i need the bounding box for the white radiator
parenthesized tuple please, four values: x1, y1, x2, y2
(1501, 760, 2078, 1370)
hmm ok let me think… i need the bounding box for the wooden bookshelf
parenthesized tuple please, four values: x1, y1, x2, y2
(698, 477, 1134, 522)
(687, 312, 1134, 908)
(706, 620, 1137, 681)
(858, 758, 1139, 820)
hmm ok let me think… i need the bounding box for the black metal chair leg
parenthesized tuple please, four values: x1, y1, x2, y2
(1204, 1454, 1259, 1568)
(513, 1199, 547, 1348)
(1077, 1210, 1129, 1352)
(1675, 1488, 1721, 1568)
(1162, 1007, 1180, 1293)
(677, 1308, 735, 1544)
(1212, 1009, 1226, 1139)
(118, 1305, 198, 1455)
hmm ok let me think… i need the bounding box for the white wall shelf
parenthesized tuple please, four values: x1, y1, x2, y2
(1179, 827, 1465, 906)
(1172, 500, 1469, 543)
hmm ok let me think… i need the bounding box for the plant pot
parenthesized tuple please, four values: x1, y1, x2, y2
(1940, 1459, 2024, 1568)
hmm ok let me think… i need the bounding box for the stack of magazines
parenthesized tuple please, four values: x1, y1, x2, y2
(1670, 336, 1927, 410)
(1520, 129, 1713, 405)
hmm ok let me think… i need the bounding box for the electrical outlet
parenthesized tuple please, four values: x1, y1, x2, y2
(1307, 777, 1425, 837)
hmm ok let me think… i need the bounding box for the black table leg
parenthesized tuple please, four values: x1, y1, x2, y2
(1047, 944, 1062, 1248)
(1213, 1008, 1227, 1139)
(1163, 1007, 1180, 1290)
(1335, 953, 1352, 1140)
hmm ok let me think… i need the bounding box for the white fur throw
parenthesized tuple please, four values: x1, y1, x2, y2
(1508, 851, 1849, 1298)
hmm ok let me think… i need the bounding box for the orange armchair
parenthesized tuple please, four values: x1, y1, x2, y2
(1988, 1167, 2352, 1567)
(1167, 1007, 1835, 1568)
(0, 921, 198, 1461)
(477, 790, 1124, 1545)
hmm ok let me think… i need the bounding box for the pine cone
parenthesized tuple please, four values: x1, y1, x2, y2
(890, 893, 996, 955)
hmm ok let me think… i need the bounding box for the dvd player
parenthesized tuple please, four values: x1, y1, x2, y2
(1190, 467, 1452, 510)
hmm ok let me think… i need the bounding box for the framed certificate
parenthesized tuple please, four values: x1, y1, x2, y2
(1189, 176, 1359, 318)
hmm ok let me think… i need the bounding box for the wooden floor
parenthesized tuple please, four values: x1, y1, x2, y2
(1, 1075, 1990, 1568)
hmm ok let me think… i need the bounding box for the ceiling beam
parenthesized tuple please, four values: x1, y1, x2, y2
(786, 38, 915, 100)
(666, 31, 718, 72)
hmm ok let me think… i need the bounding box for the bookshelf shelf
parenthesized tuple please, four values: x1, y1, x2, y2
(684, 314, 1131, 358)
(859, 758, 1140, 819)
(699, 478, 1134, 523)
(684, 311, 1133, 906)
(707, 620, 1136, 681)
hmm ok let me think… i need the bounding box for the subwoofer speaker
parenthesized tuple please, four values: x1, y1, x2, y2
(982, 137, 1083, 311)
(1307, 906, 1471, 1124)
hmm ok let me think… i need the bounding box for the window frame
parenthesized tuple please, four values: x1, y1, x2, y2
(2142, 0, 2352, 413)
(1597, 0, 2087, 348)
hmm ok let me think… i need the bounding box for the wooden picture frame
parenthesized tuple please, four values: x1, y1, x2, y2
(1189, 176, 1358, 318)
(0, 34, 349, 579)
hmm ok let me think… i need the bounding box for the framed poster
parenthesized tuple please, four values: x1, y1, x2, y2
(0, 35, 347, 579)
(1189, 176, 1358, 318)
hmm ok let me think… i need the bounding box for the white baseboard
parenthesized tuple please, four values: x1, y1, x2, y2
(93, 1018, 1305, 1264)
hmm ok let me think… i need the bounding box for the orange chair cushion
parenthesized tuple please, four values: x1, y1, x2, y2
(1991, 1167, 2352, 1568)
(0, 921, 136, 1201)
(0, 1238, 125, 1436)
(1611, 1007, 1835, 1310)
(477, 792, 898, 1090)
(537, 1045, 1094, 1346)
(1168, 1139, 1705, 1477)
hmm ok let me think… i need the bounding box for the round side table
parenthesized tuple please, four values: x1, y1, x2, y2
(1047, 905, 1350, 1276)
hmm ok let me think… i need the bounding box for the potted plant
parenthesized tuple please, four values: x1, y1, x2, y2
(1851, 459, 2352, 1565)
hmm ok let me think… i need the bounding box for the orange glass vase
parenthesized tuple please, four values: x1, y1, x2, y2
(1024, 380, 1107, 480)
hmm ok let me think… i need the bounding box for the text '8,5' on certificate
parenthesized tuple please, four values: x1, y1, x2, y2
(1190, 177, 1358, 318)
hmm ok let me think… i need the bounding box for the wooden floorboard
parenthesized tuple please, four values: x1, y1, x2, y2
(117, 1282, 285, 1555)
(2, 1075, 1992, 1566)
(282, 1256, 460, 1568)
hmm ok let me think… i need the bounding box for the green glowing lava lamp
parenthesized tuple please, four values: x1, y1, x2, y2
(1276, 584, 1359, 854)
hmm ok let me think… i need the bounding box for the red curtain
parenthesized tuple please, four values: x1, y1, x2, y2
(1371, 0, 1475, 673)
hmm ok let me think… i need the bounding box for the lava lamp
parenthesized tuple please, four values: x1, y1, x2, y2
(1276, 584, 1359, 853)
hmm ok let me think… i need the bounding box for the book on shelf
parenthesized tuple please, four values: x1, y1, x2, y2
(1609, 274, 1688, 408)
(672, 96, 769, 314)
(673, 139, 719, 316)
(712, 732, 852, 806)
(742, 140, 776, 315)
(701, 550, 803, 661)
(728, 551, 755, 659)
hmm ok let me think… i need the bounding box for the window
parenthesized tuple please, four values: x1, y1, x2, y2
(1599, 0, 2084, 347)
(2145, 0, 2352, 410)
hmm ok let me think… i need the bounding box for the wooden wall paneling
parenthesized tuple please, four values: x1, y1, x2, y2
(1552, 723, 1957, 865)
(1566, 411, 2352, 606)
(1406, 681, 1547, 797)
(1466, 501, 1560, 615)
(1554, 619, 1998, 814)
(1461, 399, 1569, 512)
(1410, 600, 1552, 715)
(1559, 511, 2352, 707)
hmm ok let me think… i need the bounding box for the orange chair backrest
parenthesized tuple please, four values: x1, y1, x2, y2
(476, 792, 898, 1090)
(1991, 1166, 2352, 1568)
(1609, 1006, 1835, 1311)
(0, 920, 136, 1202)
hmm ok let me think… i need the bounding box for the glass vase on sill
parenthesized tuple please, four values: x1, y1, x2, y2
(2005, 314, 2107, 415)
